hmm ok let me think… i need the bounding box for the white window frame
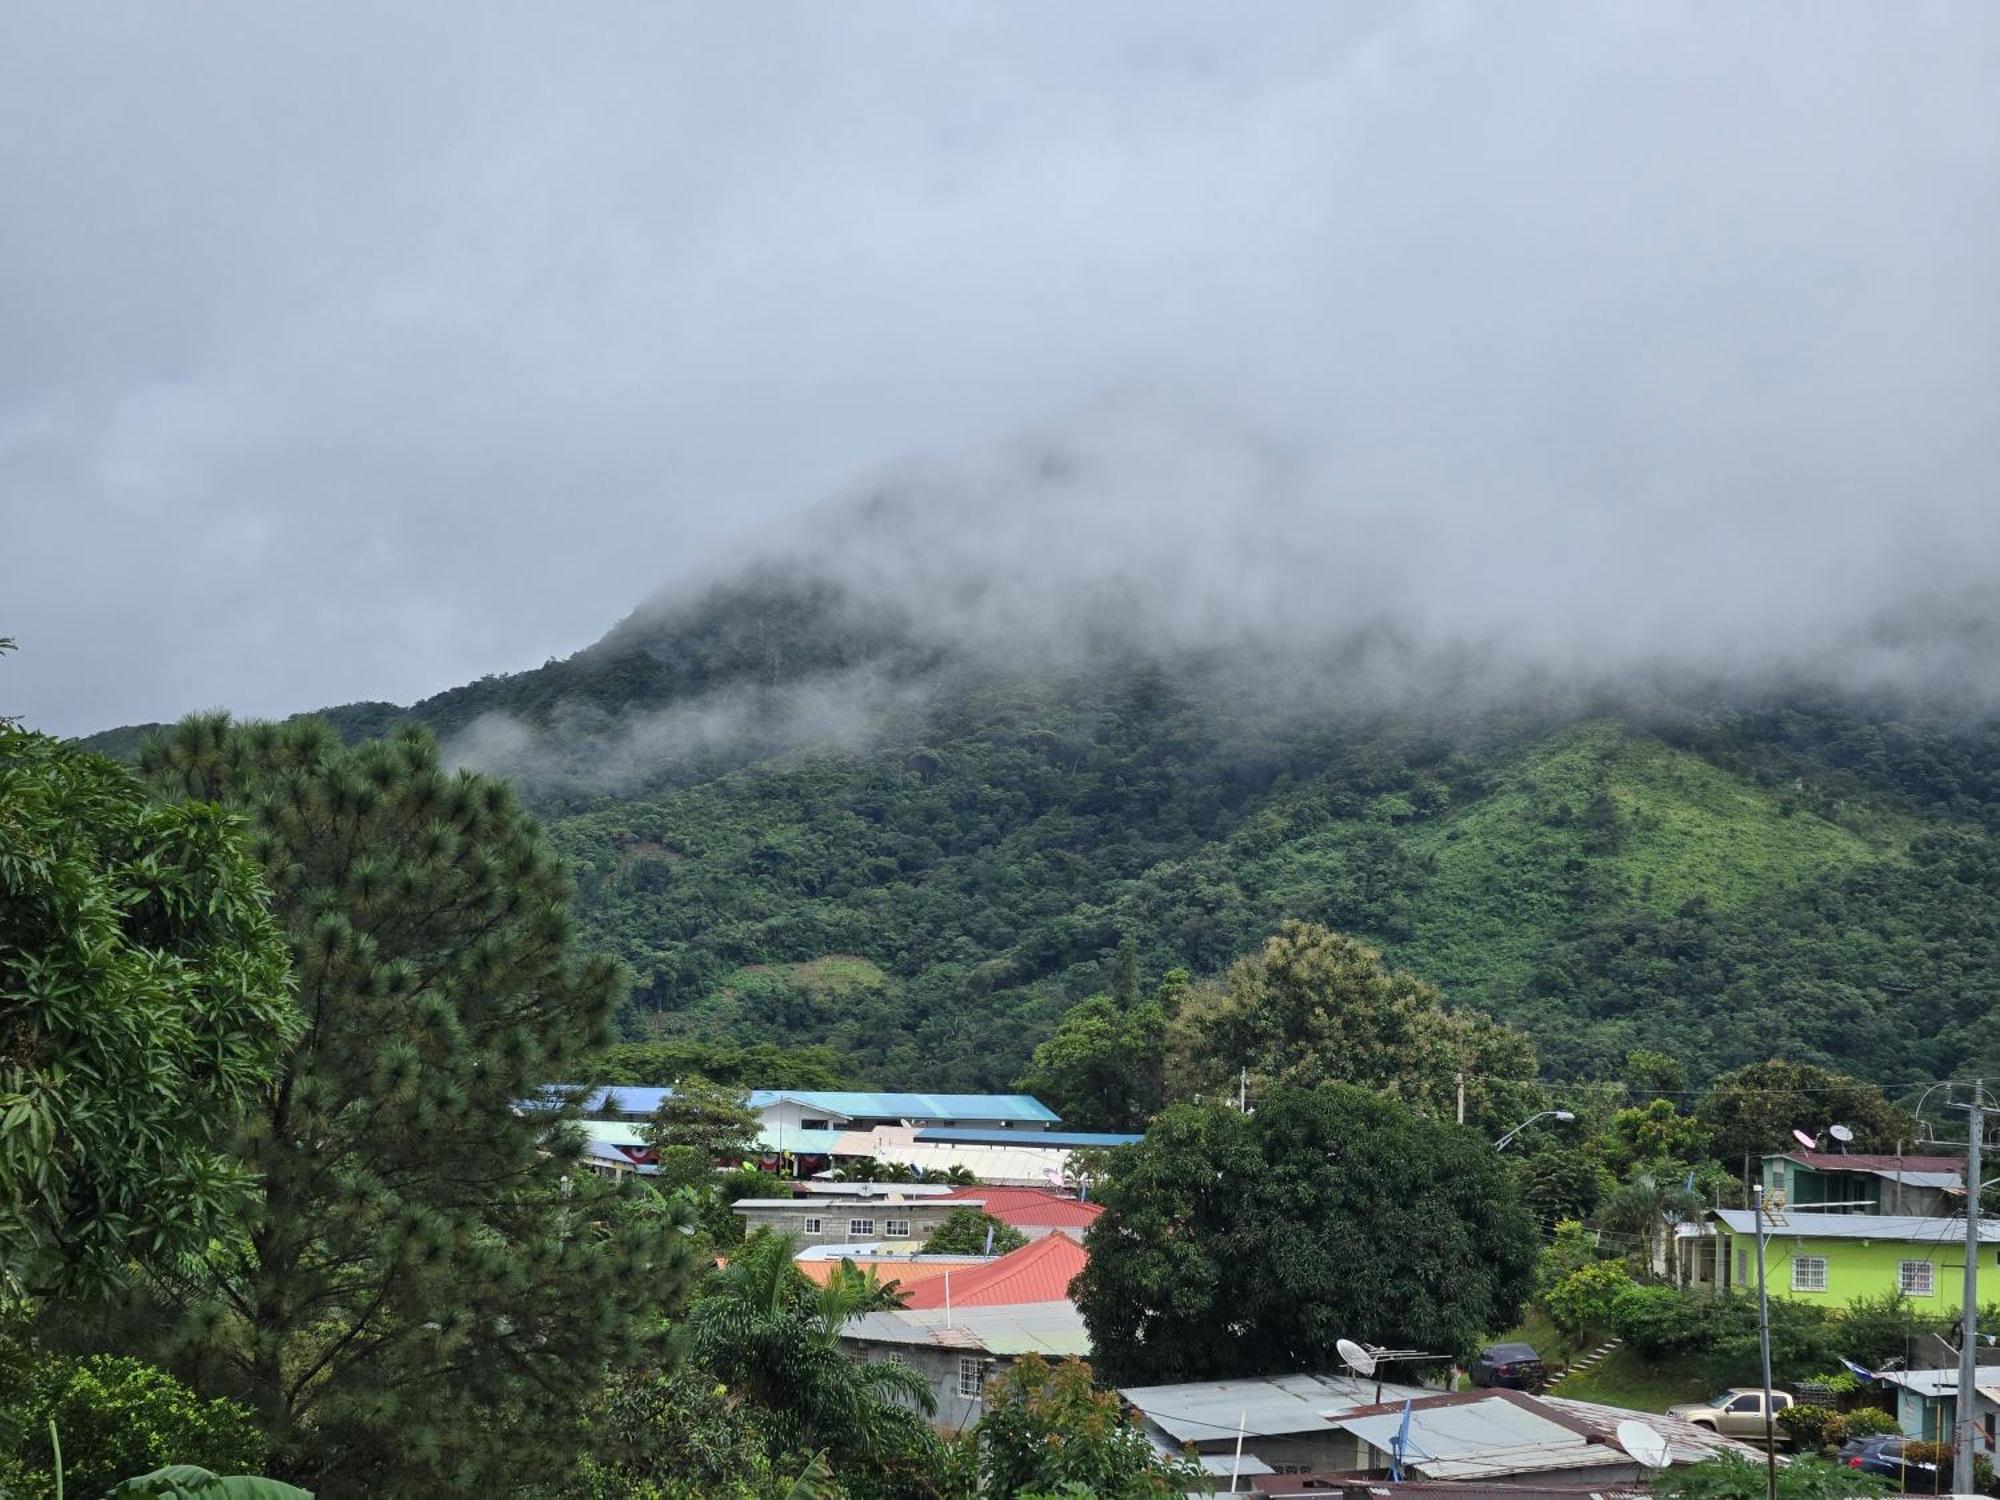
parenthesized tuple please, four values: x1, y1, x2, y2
(1791, 1255, 1829, 1293)
(802, 1217, 822, 1235)
(1900, 1259, 1936, 1296)
(849, 1218, 876, 1239)
(886, 1218, 911, 1239)
(957, 1355, 987, 1400)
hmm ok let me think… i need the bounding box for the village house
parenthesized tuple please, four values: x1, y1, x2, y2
(731, 1193, 971, 1248)
(1682, 1208, 2000, 1307)
(1761, 1151, 1962, 1217)
(839, 1300, 1091, 1431)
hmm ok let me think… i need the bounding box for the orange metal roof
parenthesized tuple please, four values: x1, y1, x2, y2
(938, 1185, 1103, 1228)
(898, 1232, 1087, 1309)
(796, 1256, 982, 1287)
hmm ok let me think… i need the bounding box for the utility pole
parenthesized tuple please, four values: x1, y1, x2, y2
(1951, 1081, 1988, 1497)
(1752, 1184, 1777, 1500)
(1456, 1070, 1466, 1126)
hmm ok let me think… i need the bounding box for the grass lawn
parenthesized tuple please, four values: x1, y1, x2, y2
(1468, 1309, 1710, 1413)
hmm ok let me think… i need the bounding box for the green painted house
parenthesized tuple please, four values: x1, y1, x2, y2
(1695, 1209, 2000, 1309)
(1759, 1152, 1962, 1217)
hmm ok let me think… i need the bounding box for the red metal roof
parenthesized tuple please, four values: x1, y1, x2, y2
(898, 1231, 1087, 1309)
(1785, 1153, 1960, 1174)
(938, 1185, 1104, 1228)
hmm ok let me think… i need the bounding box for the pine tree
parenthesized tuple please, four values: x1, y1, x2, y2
(138, 716, 698, 1495)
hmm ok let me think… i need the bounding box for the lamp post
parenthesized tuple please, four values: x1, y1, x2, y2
(1493, 1109, 1576, 1151)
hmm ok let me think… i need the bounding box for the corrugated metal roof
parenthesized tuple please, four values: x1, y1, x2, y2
(1712, 1208, 2000, 1241)
(749, 1091, 1061, 1123)
(1778, 1153, 1961, 1175)
(1335, 1393, 1630, 1481)
(938, 1185, 1103, 1228)
(1120, 1374, 1429, 1443)
(917, 1127, 1141, 1148)
(534, 1085, 1059, 1124)
(1876, 1369, 2000, 1401)
(796, 1254, 985, 1286)
(899, 1233, 1086, 1309)
(1539, 1395, 1770, 1464)
(841, 1299, 1091, 1356)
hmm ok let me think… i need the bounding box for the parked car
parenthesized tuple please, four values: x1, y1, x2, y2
(1666, 1388, 1796, 1442)
(1837, 1435, 1938, 1484)
(1468, 1343, 1546, 1391)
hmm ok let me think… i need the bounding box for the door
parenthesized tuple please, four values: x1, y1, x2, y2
(1721, 1392, 1764, 1438)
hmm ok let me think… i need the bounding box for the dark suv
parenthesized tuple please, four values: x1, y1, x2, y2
(1469, 1343, 1546, 1391)
(1837, 1435, 1936, 1484)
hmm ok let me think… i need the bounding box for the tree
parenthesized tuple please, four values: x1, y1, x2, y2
(1602, 1099, 1712, 1177)
(0, 726, 295, 1295)
(1656, 1454, 1885, 1500)
(137, 716, 700, 1495)
(1695, 1061, 1918, 1169)
(920, 1209, 1026, 1257)
(1015, 992, 1166, 1133)
(640, 1075, 763, 1190)
(590, 1039, 850, 1090)
(1542, 1261, 1634, 1345)
(1516, 1146, 1605, 1225)
(1626, 1048, 1690, 1101)
(564, 1365, 779, 1500)
(976, 1354, 1202, 1498)
(1162, 922, 1541, 1136)
(1598, 1170, 1701, 1276)
(1073, 1084, 1539, 1384)
(8, 1353, 266, 1500)
(686, 1232, 943, 1490)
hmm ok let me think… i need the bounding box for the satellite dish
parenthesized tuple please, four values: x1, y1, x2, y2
(1830, 1124, 1854, 1144)
(1792, 1129, 1818, 1151)
(1617, 1418, 1672, 1470)
(1337, 1338, 1378, 1377)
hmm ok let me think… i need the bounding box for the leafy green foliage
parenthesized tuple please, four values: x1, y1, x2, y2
(976, 1355, 1203, 1498)
(0, 727, 297, 1295)
(1541, 1260, 1634, 1343)
(1833, 1292, 1951, 1368)
(1609, 1283, 1713, 1360)
(6, 1352, 265, 1500)
(101, 1468, 313, 1499)
(1015, 980, 1168, 1133)
(919, 1210, 1025, 1257)
(641, 1075, 763, 1189)
(1656, 1453, 1886, 1500)
(590, 1040, 851, 1089)
(562, 1366, 780, 1499)
(686, 1232, 945, 1492)
(1074, 1084, 1539, 1384)
(1694, 1060, 1919, 1168)
(1163, 922, 1541, 1136)
(1776, 1403, 1897, 1453)
(134, 716, 701, 1495)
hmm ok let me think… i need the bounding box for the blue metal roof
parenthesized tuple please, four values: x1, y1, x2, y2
(533, 1085, 1059, 1125)
(748, 1091, 1061, 1123)
(915, 1128, 1140, 1148)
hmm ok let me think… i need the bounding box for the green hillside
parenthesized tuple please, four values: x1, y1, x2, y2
(79, 582, 2000, 1094)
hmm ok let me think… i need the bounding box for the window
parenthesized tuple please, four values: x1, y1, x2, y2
(803, 1118, 830, 1130)
(1791, 1256, 1828, 1293)
(802, 1217, 822, 1235)
(849, 1218, 876, 1238)
(957, 1356, 987, 1400)
(1728, 1393, 1762, 1413)
(886, 1219, 911, 1239)
(1900, 1259, 1936, 1296)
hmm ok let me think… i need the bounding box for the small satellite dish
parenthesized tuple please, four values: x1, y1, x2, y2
(1792, 1129, 1818, 1150)
(1617, 1418, 1672, 1470)
(1830, 1124, 1854, 1144)
(1337, 1338, 1378, 1377)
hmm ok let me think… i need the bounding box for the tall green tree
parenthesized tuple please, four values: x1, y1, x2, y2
(640, 1075, 763, 1189)
(1015, 991, 1167, 1133)
(1073, 1083, 1539, 1384)
(686, 1232, 943, 1493)
(138, 715, 698, 1495)
(919, 1209, 1025, 1257)
(0, 725, 295, 1295)
(1695, 1060, 1919, 1170)
(975, 1354, 1200, 1498)
(1163, 922, 1540, 1135)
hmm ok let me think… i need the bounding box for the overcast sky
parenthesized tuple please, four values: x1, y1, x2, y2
(5, 3, 1998, 736)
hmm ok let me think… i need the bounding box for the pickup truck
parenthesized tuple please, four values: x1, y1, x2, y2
(1666, 1388, 1795, 1442)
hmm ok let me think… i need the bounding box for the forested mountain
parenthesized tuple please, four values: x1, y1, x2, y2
(82, 440, 2000, 1096)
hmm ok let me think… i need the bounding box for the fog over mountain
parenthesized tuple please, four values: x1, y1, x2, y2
(6, 4, 1998, 738)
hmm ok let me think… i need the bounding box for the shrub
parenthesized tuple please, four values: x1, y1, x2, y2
(12, 1354, 265, 1500)
(1610, 1284, 1714, 1359)
(1837, 1292, 1949, 1369)
(1841, 1408, 1897, 1438)
(1776, 1404, 1845, 1451)
(1543, 1261, 1635, 1343)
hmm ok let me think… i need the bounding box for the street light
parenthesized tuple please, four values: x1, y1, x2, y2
(1493, 1109, 1576, 1151)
